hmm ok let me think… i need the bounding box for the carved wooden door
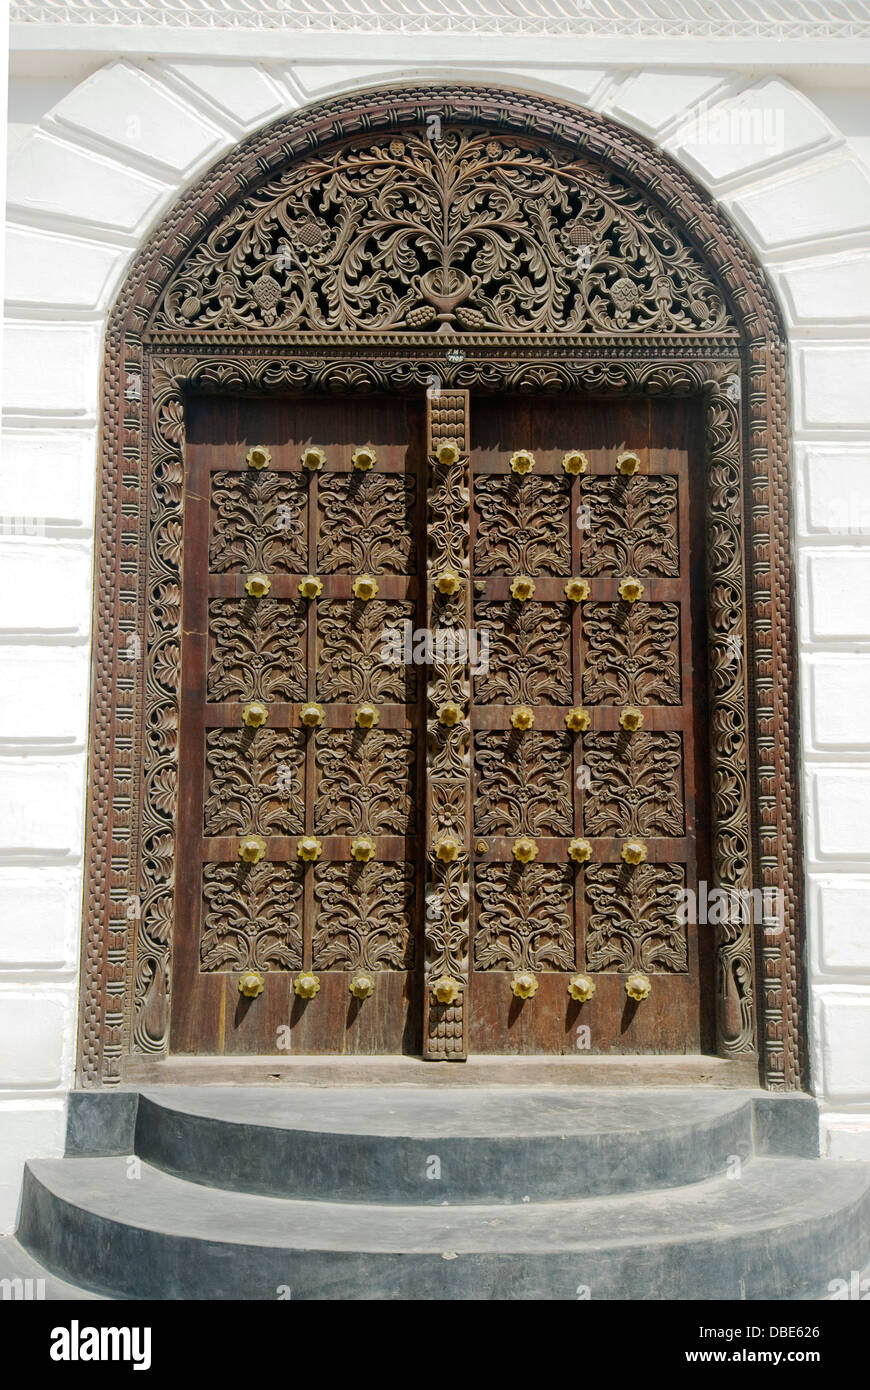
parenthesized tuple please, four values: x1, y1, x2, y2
(172, 389, 710, 1059)
(461, 394, 712, 1056)
(172, 396, 425, 1055)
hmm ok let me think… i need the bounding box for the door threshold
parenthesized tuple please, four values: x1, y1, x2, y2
(122, 1053, 759, 1088)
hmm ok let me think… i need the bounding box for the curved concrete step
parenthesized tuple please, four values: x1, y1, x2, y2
(18, 1154, 870, 1301)
(133, 1086, 758, 1202)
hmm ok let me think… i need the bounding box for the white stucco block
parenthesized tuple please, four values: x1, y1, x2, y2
(813, 876, 870, 974)
(811, 769, 870, 861)
(0, 994, 68, 1089)
(7, 131, 169, 237)
(162, 61, 287, 129)
(0, 868, 82, 969)
(0, 758, 85, 858)
(0, 430, 97, 531)
(2, 323, 100, 417)
(4, 225, 126, 313)
(53, 62, 227, 177)
(804, 551, 870, 642)
(0, 1102, 65, 1233)
(730, 157, 870, 251)
(821, 1115, 870, 1161)
(798, 346, 870, 429)
(776, 252, 870, 328)
(816, 992, 870, 1100)
(802, 447, 870, 536)
(609, 70, 726, 136)
(670, 79, 834, 185)
(0, 540, 92, 635)
(807, 655, 870, 749)
(0, 648, 90, 745)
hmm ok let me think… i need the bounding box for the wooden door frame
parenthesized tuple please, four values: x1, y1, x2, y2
(80, 83, 805, 1090)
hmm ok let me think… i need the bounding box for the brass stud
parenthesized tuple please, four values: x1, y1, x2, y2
(618, 577, 644, 603)
(245, 572, 271, 598)
(562, 451, 589, 476)
(621, 839, 648, 865)
(300, 702, 324, 728)
(510, 450, 535, 475)
(511, 706, 534, 731)
(568, 974, 596, 1002)
(350, 836, 377, 863)
(510, 575, 536, 602)
(619, 707, 644, 732)
(510, 971, 539, 999)
(565, 707, 591, 733)
(302, 446, 326, 471)
(239, 835, 267, 864)
(298, 575, 323, 599)
(625, 972, 652, 1000)
(238, 971, 265, 997)
(355, 704, 380, 729)
(431, 976, 461, 1005)
(297, 835, 322, 861)
(352, 575, 378, 601)
(616, 451, 641, 477)
(434, 440, 461, 466)
(294, 972, 321, 998)
(352, 446, 376, 471)
(242, 702, 269, 729)
(512, 837, 538, 863)
(246, 446, 271, 471)
(349, 973, 376, 999)
(565, 578, 590, 603)
(568, 838, 593, 863)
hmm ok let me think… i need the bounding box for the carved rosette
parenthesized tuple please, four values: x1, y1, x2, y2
(424, 391, 471, 1058)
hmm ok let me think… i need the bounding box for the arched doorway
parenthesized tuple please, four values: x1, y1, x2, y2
(81, 85, 804, 1088)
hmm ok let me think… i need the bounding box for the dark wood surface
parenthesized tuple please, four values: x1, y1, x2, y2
(172, 391, 711, 1057)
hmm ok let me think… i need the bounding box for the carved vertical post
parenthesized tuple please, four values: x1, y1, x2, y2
(423, 390, 471, 1060)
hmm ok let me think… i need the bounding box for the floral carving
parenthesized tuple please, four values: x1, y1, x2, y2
(581, 475, 679, 576)
(154, 128, 732, 337)
(474, 732, 573, 836)
(317, 472, 417, 574)
(315, 730, 417, 835)
(313, 862, 415, 970)
(474, 864, 574, 971)
(209, 470, 307, 572)
(200, 861, 303, 971)
(317, 599, 416, 703)
(584, 732, 684, 838)
(584, 862, 687, 973)
(473, 475, 571, 575)
(474, 601, 572, 705)
(208, 598, 307, 703)
(583, 601, 681, 705)
(204, 728, 306, 836)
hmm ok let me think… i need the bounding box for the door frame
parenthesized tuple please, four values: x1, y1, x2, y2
(80, 83, 805, 1090)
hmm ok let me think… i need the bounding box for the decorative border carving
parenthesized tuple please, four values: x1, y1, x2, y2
(82, 84, 803, 1090)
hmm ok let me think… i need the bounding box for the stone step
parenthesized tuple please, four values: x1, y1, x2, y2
(0, 1236, 106, 1300)
(18, 1153, 870, 1301)
(78, 1086, 820, 1204)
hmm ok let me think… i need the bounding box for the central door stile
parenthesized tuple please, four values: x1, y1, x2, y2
(423, 390, 473, 1060)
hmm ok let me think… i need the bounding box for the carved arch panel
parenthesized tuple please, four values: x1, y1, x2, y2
(83, 84, 803, 1089)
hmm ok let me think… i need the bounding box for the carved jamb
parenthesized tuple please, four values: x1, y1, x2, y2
(84, 85, 802, 1089)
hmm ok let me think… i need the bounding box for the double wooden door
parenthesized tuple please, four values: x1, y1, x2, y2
(172, 390, 711, 1058)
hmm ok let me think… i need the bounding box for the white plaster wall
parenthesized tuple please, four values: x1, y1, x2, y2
(3, 38, 870, 1228)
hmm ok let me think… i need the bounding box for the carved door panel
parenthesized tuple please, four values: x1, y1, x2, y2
(172, 396, 425, 1055)
(466, 396, 712, 1055)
